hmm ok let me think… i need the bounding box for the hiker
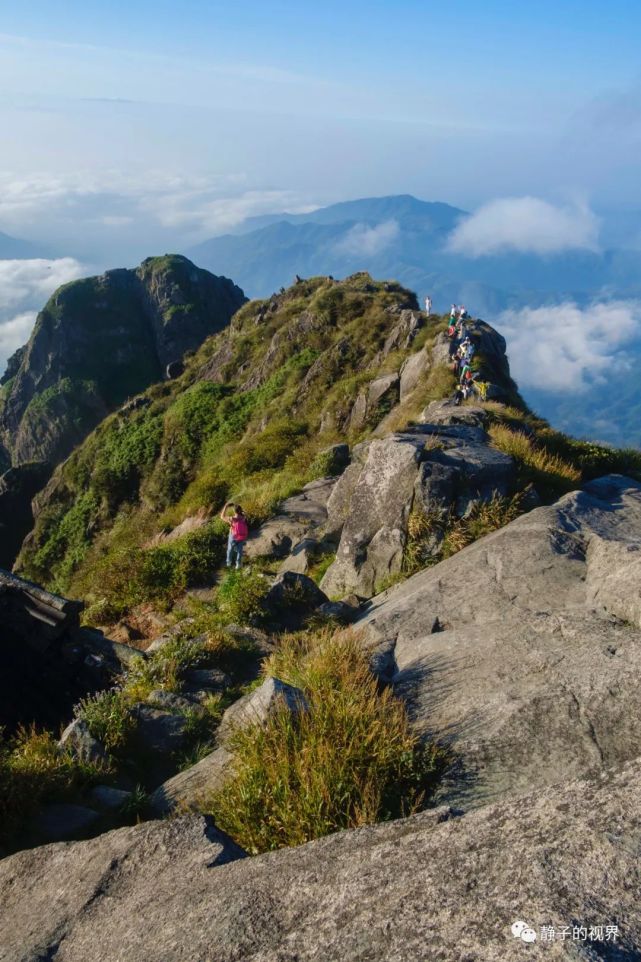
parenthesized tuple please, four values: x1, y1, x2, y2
(458, 305, 468, 321)
(425, 295, 432, 315)
(220, 502, 249, 570)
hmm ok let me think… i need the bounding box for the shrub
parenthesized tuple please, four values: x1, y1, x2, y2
(404, 494, 524, 574)
(215, 569, 270, 626)
(204, 630, 445, 853)
(0, 727, 104, 849)
(76, 689, 135, 751)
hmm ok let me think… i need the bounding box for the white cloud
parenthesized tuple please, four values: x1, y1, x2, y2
(0, 170, 316, 245)
(498, 299, 641, 392)
(334, 220, 400, 257)
(0, 257, 85, 370)
(447, 197, 600, 257)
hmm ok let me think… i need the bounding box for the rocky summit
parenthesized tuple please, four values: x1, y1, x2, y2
(2, 270, 641, 961)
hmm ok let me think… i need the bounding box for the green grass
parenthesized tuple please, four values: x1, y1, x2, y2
(488, 423, 581, 499)
(203, 629, 445, 854)
(0, 727, 105, 850)
(404, 493, 524, 574)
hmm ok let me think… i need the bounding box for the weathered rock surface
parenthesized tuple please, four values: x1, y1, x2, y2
(149, 745, 233, 814)
(245, 477, 338, 560)
(321, 409, 515, 598)
(321, 435, 424, 597)
(3, 766, 641, 961)
(263, 571, 328, 626)
(358, 474, 641, 809)
(59, 719, 108, 766)
(217, 676, 309, 745)
(150, 677, 309, 814)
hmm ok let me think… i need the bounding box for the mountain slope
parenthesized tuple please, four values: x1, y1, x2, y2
(0, 255, 246, 569)
(0, 255, 246, 468)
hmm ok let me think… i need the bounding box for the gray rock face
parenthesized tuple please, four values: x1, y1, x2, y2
(348, 373, 400, 431)
(245, 477, 338, 560)
(399, 346, 431, 400)
(321, 412, 515, 598)
(321, 435, 424, 597)
(217, 676, 310, 745)
(149, 745, 233, 815)
(358, 474, 641, 809)
(3, 767, 641, 961)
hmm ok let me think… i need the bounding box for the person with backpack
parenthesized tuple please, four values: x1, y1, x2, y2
(220, 502, 249, 570)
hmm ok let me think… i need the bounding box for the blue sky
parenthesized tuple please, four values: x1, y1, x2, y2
(0, 0, 640, 256)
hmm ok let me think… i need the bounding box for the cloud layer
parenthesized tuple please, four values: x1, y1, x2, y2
(334, 220, 400, 257)
(498, 299, 641, 392)
(447, 197, 600, 257)
(0, 258, 85, 370)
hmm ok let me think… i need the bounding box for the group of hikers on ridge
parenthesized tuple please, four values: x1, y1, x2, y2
(446, 302, 483, 405)
(220, 297, 483, 568)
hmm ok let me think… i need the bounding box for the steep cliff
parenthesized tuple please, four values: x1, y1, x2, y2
(0, 256, 246, 569)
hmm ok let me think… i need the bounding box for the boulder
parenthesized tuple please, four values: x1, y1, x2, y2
(358, 474, 641, 810)
(182, 668, 231, 693)
(399, 347, 431, 400)
(321, 436, 424, 597)
(146, 690, 200, 714)
(382, 309, 423, 354)
(348, 374, 400, 431)
(88, 785, 133, 813)
(59, 718, 108, 766)
(277, 537, 320, 575)
(321, 442, 371, 540)
(217, 676, 310, 745)
(317, 599, 360, 623)
(245, 478, 337, 560)
(30, 803, 101, 844)
(149, 746, 233, 815)
(130, 706, 187, 756)
(3, 767, 641, 961)
(264, 571, 328, 626)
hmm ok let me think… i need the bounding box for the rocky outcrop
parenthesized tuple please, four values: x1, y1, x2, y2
(320, 407, 515, 598)
(2, 765, 640, 961)
(0, 256, 246, 570)
(1, 256, 245, 468)
(245, 477, 338, 562)
(358, 474, 641, 810)
(150, 677, 308, 814)
(0, 569, 139, 732)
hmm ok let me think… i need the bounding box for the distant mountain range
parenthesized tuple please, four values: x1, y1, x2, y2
(0, 230, 51, 259)
(186, 194, 641, 314)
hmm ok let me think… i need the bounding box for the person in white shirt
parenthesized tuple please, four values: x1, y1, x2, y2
(425, 296, 432, 315)
(450, 304, 457, 320)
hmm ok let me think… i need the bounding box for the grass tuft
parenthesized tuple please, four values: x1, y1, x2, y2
(203, 629, 445, 854)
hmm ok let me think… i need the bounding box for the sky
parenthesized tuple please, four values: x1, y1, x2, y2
(2, 0, 641, 394)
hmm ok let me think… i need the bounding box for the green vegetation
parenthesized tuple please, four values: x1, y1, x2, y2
(19, 274, 438, 618)
(204, 629, 445, 854)
(0, 727, 104, 849)
(404, 493, 524, 574)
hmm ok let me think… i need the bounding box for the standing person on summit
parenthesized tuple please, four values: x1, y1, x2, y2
(220, 502, 249, 570)
(425, 295, 432, 315)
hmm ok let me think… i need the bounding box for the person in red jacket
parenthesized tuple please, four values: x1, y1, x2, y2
(220, 502, 249, 570)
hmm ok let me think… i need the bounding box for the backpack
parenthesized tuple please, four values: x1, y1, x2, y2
(231, 516, 249, 542)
